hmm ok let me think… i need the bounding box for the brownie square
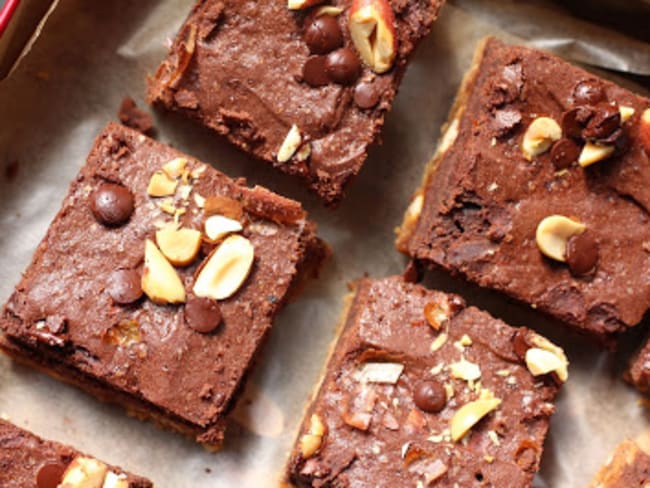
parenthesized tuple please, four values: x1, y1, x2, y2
(588, 440, 650, 487)
(0, 123, 326, 448)
(0, 419, 151, 487)
(286, 276, 565, 487)
(397, 37, 650, 343)
(147, 0, 445, 205)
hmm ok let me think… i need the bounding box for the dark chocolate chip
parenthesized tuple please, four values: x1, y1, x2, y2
(566, 231, 598, 276)
(302, 56, 330, 87)
(582, 103, 621, 141)
(108, 269, 143, 304)
(572, 80, 606, 106)
(325, 48, 360, 86)
(185, 295, 222, 333)
(492, 108, 522, 137)
(413, 380, 446, 413)
(354, 81, 380, 109)
(304, 15, 343, 54)
(561, 107, 593, 139)
(90, 183, 134, 227)
(36, 462, 66, 488)
(550, 138, 580, 170)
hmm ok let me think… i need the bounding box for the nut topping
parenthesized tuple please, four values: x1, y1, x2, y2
(349, 0, 397, 74)
(288, 0, 324, 10)
(299, 414, 327, 459)
(449, 358, 481, 382)
(315, 5, 344, 16)
(193, 234, 254, 300)
(277, 125, 302, 163)
(147, 171, 178, 197)
(578, 142, 615, 167)
(525, 348, 565, 379)
(528, 334, 568, 382)
(360, 362, 404, 384)
(141, 239, 186, 304)
(102, 472, 129, 488)
(521, 116, 562, 160)
(535, 215, 586, 263)
(450, 398, 501, 442)
(424, 300, 450, 330)
(619, 105, 635, 123)
(162, 157, 188, 179)
(204, 215, 243, 242)
(59, 456, 108, 488)
(155, 227, 202, 266)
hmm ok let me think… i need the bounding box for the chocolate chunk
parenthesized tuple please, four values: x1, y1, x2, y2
(572, 80, 606, 106)
(304, 15, 343, 54)
(492, 108, 522, 137)
(582, 103, 621, 141)
(354, 81, 380, 109)
(118, 97, 154, 135)
(107, 269, 143, 304)
(36, 462, 66, 488)
(550, 138, 580, 170)
(325, 48, 360, 86)
(561, 107, 593, 139)
(413, 380, 446, 413)
(302, 56, 330, 87)
(566, 231, 598, 276)
(185, 295, 222, 333)
(90, 183, 134, 227)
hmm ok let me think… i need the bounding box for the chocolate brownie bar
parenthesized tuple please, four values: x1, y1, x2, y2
(286, 276, 565, 487)
(397, 37, 650, 343)
(147, 0, 445, 205)
(588, 440, 650, 487)
(0, 419, 151, 488)
(0, 123, 326, 449)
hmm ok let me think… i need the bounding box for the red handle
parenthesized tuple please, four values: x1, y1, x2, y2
(0, 0, 21, 38)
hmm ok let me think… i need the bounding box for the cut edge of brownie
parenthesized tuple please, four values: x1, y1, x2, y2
(0, 122, 328, 450)
(395, 36, 489, 252)
(587, 439, 650, 488)
(625, 337, 650, 395)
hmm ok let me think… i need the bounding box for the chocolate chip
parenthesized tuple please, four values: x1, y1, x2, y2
(302, 56, 330, 87)
(550, 138, 580, 170)
(582, 103, 621, 141)
(413, 380, 446, 413)
(561, 107, 593, 139)
(185, 295, 222, 333)
(108, 269, 143, 304)
(572, 80, 606, 106)
(90, 183, 134, 227)
(354, 81, 380, 109)
(566, 231, 598, 276)
(492, 108, 522, 137)
(325, 48, 360, 86)
(36, 462, 66, 488)
(304, 15, 343, 54)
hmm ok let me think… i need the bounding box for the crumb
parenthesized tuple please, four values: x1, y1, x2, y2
(118, 97, 154, 134)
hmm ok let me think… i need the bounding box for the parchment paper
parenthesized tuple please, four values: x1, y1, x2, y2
(0, 1, 649, 487)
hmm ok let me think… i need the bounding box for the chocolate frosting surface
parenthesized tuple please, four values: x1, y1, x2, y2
(287, 276, 562, 487)
(147, 0, 445, 204)
(0, 123, 324, 445)
(406, 38, 650, 342)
